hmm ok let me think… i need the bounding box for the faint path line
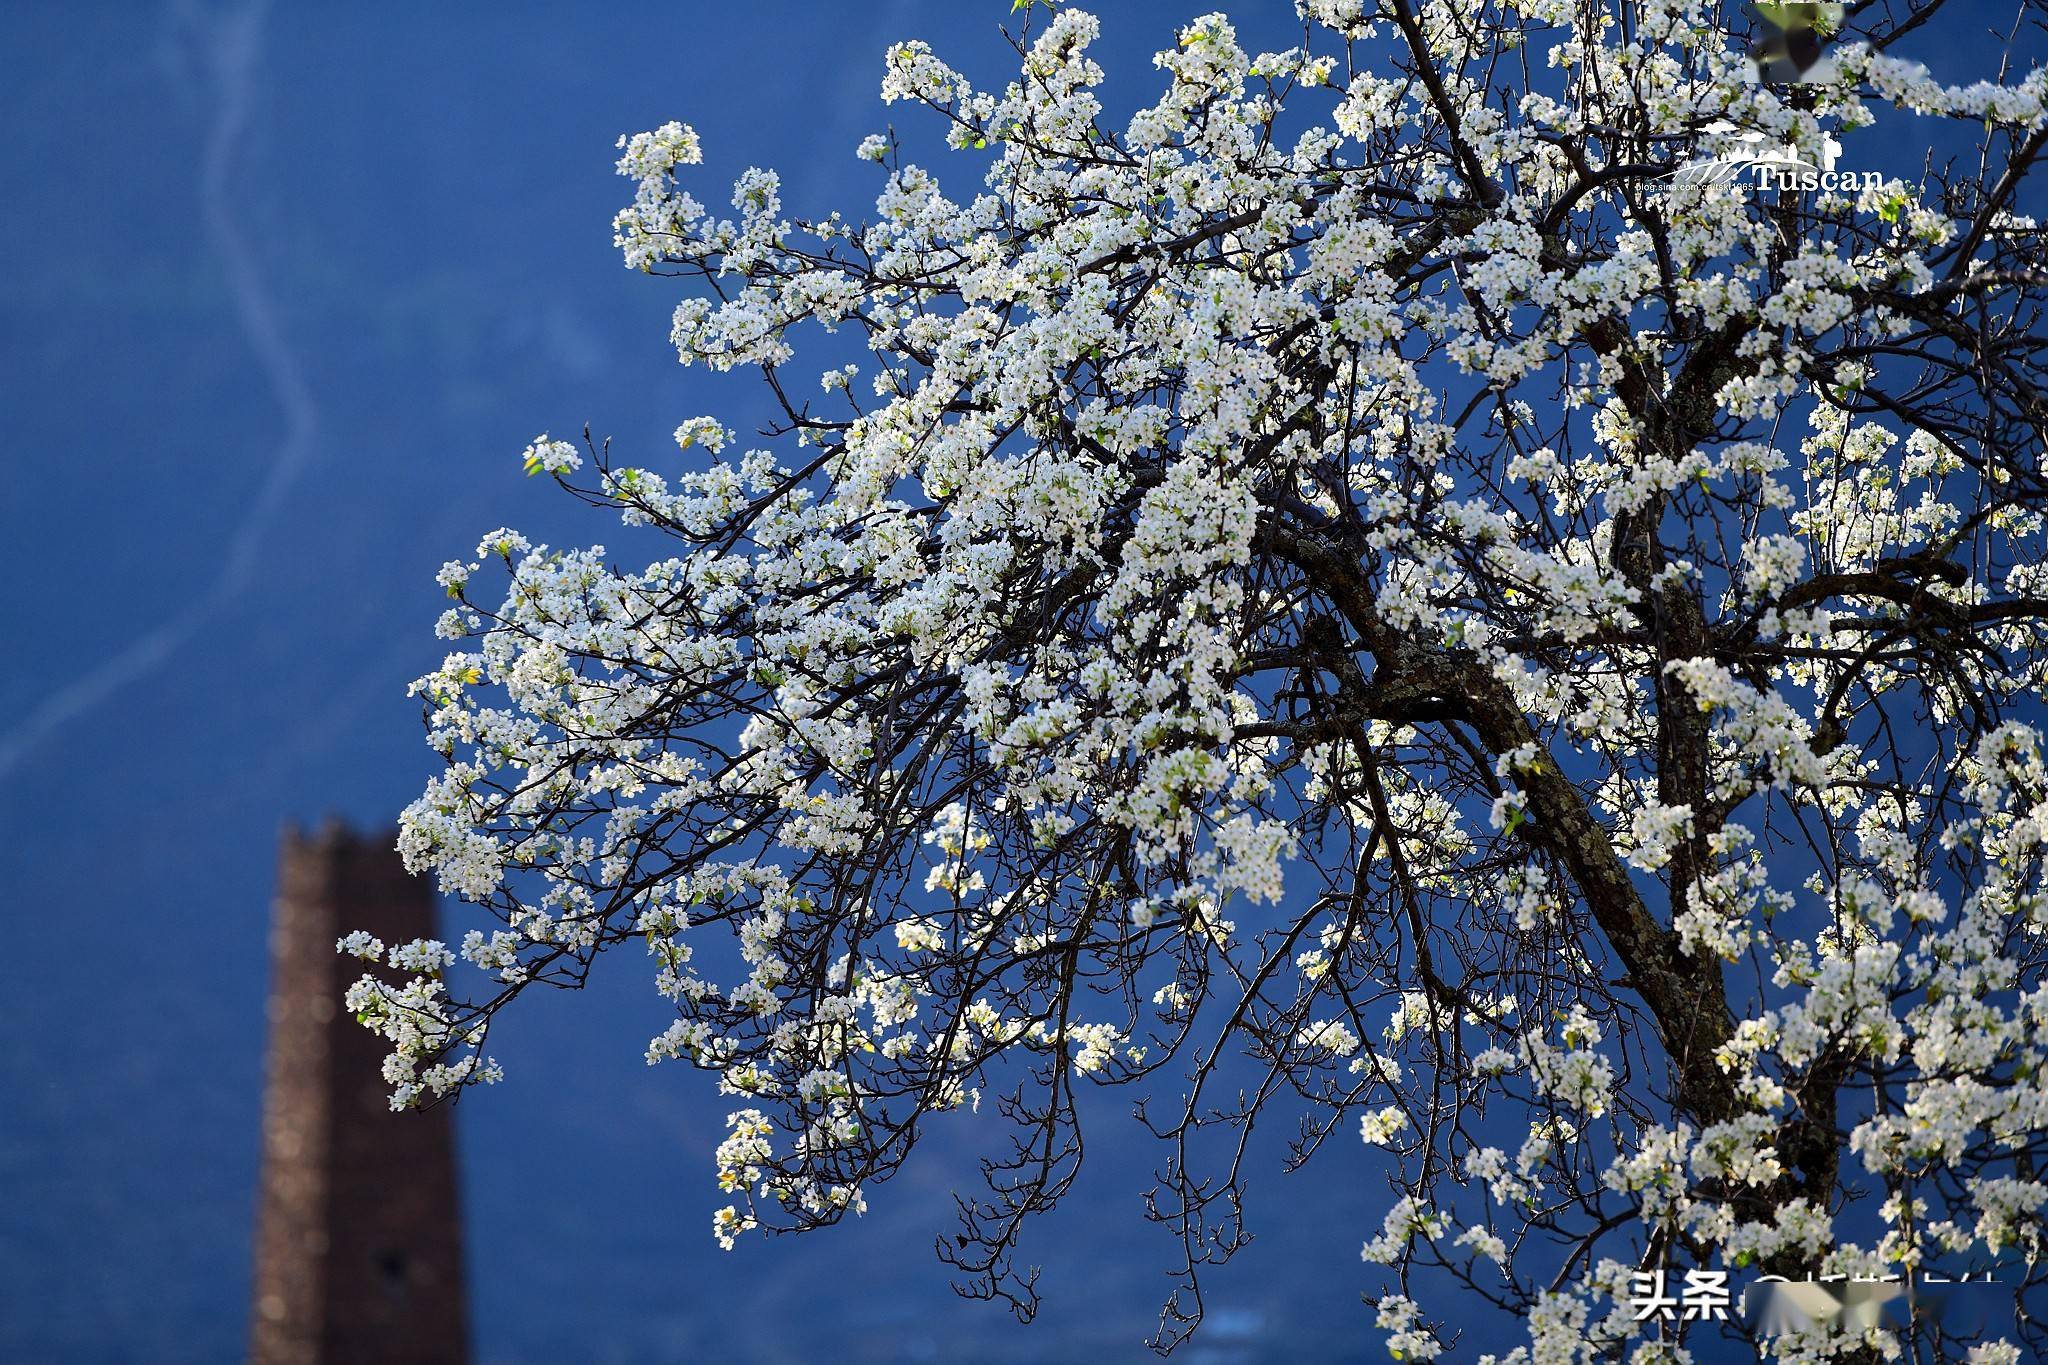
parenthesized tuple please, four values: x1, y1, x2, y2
(0, 0, 313, 783)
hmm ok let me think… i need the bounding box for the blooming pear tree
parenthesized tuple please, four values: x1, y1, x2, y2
(349, 1, 2048, 1358)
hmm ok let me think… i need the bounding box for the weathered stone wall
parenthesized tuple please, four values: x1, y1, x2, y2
(250, 823, 467, 1365)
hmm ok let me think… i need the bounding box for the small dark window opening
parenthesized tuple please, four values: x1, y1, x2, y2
(374, 1249, 411, 1299)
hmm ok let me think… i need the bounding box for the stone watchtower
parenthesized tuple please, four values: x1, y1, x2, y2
(250, 823, 469, 1365)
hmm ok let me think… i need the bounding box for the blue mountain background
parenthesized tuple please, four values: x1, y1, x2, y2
(0, 4, 1379, 1361)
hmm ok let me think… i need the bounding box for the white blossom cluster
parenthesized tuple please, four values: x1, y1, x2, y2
(347, 1, 2048, 1357)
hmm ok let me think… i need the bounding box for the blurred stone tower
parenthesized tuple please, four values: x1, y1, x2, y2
(250, 822, 469, 1365)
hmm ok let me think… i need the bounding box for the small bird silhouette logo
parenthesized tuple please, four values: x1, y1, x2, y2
(1748, 2, 1844, 84)
(1666, 121, 1841, 188)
